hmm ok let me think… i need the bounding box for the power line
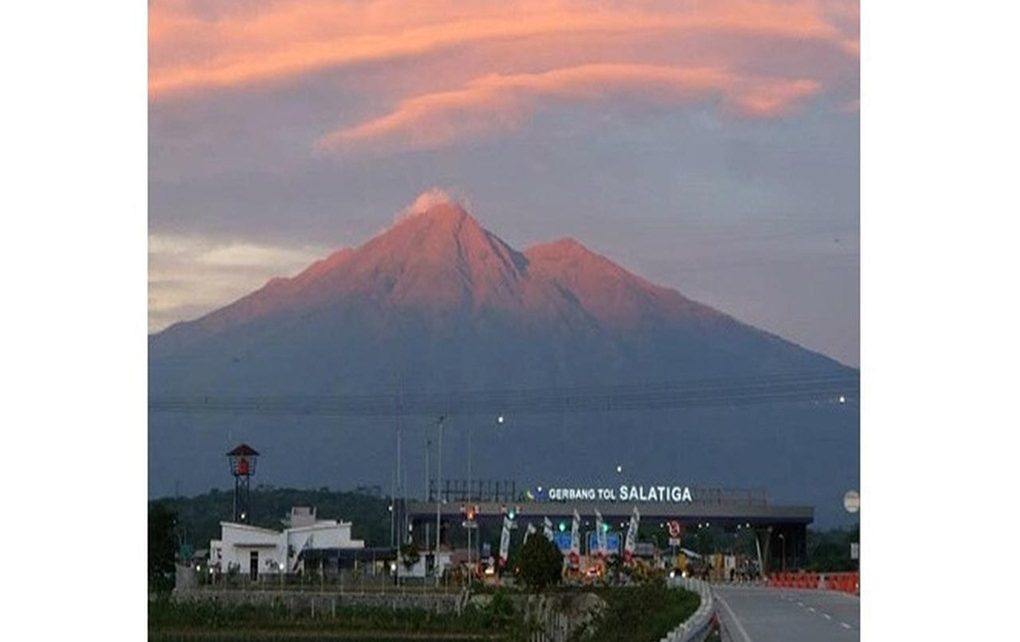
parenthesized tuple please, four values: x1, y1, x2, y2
(149, 370, 858, 418)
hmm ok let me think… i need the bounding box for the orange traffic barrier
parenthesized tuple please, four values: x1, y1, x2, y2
(821, 572, 859, 595)
(768, 571, 857, 593)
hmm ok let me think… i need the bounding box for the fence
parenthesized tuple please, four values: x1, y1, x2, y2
(660, 577, 716, 642)
(182, 564, 465, 592)
(173, 587, 465, 615)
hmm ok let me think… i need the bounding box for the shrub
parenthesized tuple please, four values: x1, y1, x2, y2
(516, 535, 563, 591)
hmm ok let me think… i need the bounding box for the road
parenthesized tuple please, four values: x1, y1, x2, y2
(713, 584, 859, 642)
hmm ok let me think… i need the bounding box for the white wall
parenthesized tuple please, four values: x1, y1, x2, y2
(213, 519, 365, 576)
(217, 523, 286, 577)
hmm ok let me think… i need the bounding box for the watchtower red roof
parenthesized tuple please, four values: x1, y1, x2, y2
(226, 443, 259, 457)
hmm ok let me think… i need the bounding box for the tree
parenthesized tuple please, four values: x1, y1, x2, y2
(516, 535, 562, 591)
(806, 526, 859, 572)
(149, 502, 178, 593)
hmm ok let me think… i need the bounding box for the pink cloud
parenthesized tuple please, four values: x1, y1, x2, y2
(315, 64, 822, 150)
(149, 1, 855, 98)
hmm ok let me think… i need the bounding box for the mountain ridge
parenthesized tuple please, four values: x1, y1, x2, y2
(153, 199, 823, 363)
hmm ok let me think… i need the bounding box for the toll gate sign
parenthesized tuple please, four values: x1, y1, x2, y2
(587, 532, 621, 555)
(553, 532, 572, 553)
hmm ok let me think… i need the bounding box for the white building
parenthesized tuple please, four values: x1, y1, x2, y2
(210, 506, 365, 579)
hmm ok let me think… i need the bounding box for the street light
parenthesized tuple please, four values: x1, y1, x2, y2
(615, 465, 623, 474)
(466, 418, 473, 576)
(778, 533, 786, 572)
(393, 418, 403, 548)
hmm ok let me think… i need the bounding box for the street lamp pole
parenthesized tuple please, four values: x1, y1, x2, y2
(424, 439, 430, 502)
(396, 420, 402, 543)
(435, 415, 445, 584)
(467, 423, 472, 504)
(779, 533, 786, 572)
(466, 420, 472, 569)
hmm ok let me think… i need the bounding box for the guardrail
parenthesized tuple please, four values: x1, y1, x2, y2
(661, 577, 716, 642)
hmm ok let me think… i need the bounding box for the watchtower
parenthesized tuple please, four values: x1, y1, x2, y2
(226, 443, 259, 523)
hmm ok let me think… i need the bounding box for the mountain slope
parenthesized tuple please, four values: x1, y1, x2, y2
(149, 196, 857, 526)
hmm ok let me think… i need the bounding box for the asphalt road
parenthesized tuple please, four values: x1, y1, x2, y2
(713, 585, 859, 642)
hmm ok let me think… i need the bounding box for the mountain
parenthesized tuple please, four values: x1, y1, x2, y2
(149, 196, 858, 526)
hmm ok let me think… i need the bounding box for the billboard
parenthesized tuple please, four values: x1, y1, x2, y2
(553, 532, 572, 553)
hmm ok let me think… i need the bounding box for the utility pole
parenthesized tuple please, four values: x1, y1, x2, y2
(395, 386, 404, 546)
(467, 421, 472, 570)
(391, 418, 402, 586)
(389, 460, 395, 548)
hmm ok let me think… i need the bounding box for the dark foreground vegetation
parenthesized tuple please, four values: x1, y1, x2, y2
(590, 580, 701, 641)
(149, 597, 505, 641)
(149, 580, 699, 642)
(806, 525, 859, 572)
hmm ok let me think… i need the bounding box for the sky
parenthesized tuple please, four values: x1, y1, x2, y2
(149, 0, 859, 367)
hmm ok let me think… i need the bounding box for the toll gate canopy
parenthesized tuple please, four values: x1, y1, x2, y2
(404, 482, 813, 572)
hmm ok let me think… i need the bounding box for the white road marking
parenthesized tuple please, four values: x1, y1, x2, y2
(714, 591, 754, 642)
(797, 601, 805, 607)
(808, 607, 816, 613)
(824, 613, 833, 620)
(841, 622, 852, 629)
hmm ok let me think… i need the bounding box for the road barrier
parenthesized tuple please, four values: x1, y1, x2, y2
(821, 572, 860, 595)
(767, 571, 859, 595)
(660, 577, 716, 642)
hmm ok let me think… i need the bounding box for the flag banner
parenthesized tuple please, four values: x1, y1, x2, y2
(595, 509, 607, 557)
(570, 510, 581, 556)
(498, 515, 512, 567)
(524, 522, 536, 546)
(543, 516, 554, 541)
(624, 506, 640, 562)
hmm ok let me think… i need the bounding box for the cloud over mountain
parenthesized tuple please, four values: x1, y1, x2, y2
(317, 65, 822, 151)
(150, 1, 858, 151)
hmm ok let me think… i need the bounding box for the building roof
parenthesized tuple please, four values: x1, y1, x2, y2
(220, 521, 280, 535)
(226, 443, 259, 457)
(287, 520, 349, 532)
(406, 499, 813, 525)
